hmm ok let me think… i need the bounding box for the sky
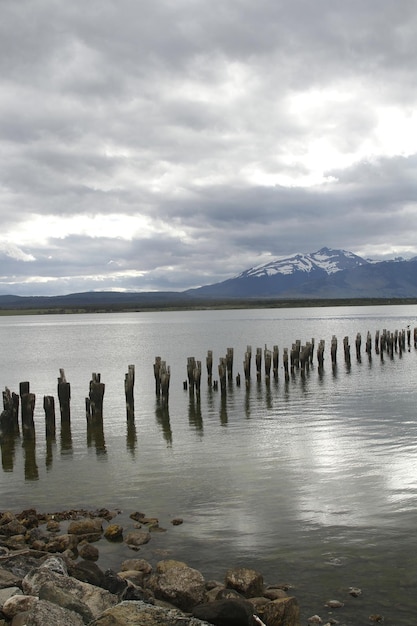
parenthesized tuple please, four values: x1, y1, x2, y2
(1, 0, 417, 296)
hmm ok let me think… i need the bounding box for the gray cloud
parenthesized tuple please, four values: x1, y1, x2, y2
(1, 0, 417, 295)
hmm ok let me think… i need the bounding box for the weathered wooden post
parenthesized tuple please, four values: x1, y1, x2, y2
(293, 340, 301, 369)
(160, 361, 170, 404)
(414, 327, 417, 348)
(264, 346, 272, 381)
(309, 338, 315, 364)
(355, 333, 361, 360)
(20, 382, 35, 436)
(226, 348, 234, 382)
(206, 350, 213, 387)
(366, 331, 372, 356)
(86, 373, 105, 421)
(125, 364, 135, 420)
(283, 348, 289, 382)
(317, 339, 325, 370)
(187, 357, 196, 391)
(255, 348, 262, 382)
(193, 360, 202, 394)
(330, 336, 337, 365)
(1, 387, 19, 435)
(218, 358, 227, 393)
(154, 357, 162, 395)
(57, 369, 71, 422)
(343, 336, 351, 366)
(43, 396, 56, 439)
(243, 347, 252, 386)
(300, 344, 310, 376)
(273, 345, 279, 380)
(375, 330, 380, 354)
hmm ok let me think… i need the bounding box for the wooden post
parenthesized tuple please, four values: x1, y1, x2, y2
(20, 390, 35, 436)
(309, 338, 315, 364)
(317, 339, 325, 369)
(273, 345, 279, 380)
(343, 336, 351, 366)
(193, 360, 201, 394)
(1, 387, 19, 435)
(187, 357, 196, 391)
(154, 357, 162, 396)
(264, 345, 272, 381)
(366, 331, 372, 356)
(243, 347, 252, 386)
(160, 361, 170, 404)
(218, 357, 227, 393)
(206, 350, 213, 387)
(86, 373, 105, 420)
(255, 348, 262, 382)
(355, 333, 361, 360)
(330, 335, 337, 365)
(43, 395, 56, 439)
(125, 364, 135, 420)
(375, 330, 380, 354)
(57, 369, 71, 422)
(283, 348, 289, 382)
(226, 348, 234, 382)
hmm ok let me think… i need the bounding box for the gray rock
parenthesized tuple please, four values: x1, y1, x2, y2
(192, 598, 256, 626)
(90, 600, 212, 626)
(147, 559, 206, 611)
(0, 567, 22, 589)
(124, 530, 151, 548)
(24, 598, 85, 626)
(0, 586, 22, 607)
(225, 567, 264, 598)
(38, 581, 94, 624)
(2, 594, 38, 618)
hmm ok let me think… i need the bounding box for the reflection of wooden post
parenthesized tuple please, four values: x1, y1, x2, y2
(43, 395, 56, 438)
(125, 364, 135, 420)
(57, 369, 71, 422)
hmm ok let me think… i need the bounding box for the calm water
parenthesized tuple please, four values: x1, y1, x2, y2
(1, 305, 417, 625)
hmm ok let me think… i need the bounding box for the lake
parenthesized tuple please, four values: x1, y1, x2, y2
(1, 304, 417, 625)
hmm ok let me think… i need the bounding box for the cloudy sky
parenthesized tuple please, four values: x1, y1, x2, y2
(1, 0, 417, 295)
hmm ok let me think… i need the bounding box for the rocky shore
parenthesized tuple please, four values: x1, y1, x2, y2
(0, 507, 301, 626)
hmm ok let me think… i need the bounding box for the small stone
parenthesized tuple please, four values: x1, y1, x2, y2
(307, 615, 323, 624)
(171, 518, 183, 525)
(104, 524, 123, 541)
(325, 599, 344, 608)
(369, 615, 384, 622)
(349, 586, 362, 597)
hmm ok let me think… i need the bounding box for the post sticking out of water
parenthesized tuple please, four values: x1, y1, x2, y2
(255, 348, 262, 382)
(343, 336, 351, 366)
(57, 369, 71, 422)
(206, 350, 213, 387)
(1, 387, 19, 436)
(355, 333, 361, 361)
(283, 348, 289, 382)
(86, 373, 105, 421)
(273, 345, 279, 380)
(160, 361, 170, 404)
(43, 395, 56, 438)
(243, 346, 252, 387)
(226, 348, 234, 381)
(264, 345, 272, 381)
(125, 364, 135, 420)
(154, 357, 162, 395)
(19, 382, 35, 437)
(218, 357, 227, 393)
(331, 335, 337, 365)
(317, 339, 325, 370)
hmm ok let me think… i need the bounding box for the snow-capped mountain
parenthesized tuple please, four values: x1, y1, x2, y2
(236, 247, 368, 280)
(187, 247, 372, 298)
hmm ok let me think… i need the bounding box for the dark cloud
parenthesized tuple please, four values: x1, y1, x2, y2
(1, 0, 417, 294)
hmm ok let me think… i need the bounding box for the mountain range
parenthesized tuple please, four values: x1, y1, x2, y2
(1, 247, 417, 310)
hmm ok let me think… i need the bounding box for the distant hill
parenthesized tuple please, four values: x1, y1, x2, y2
(1, 247, 417, 310)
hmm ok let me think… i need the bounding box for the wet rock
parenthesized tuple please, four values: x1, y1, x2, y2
(67, 560, 106, 587)
(46, 533, 79, 554)
(171, 518, 183, 525)
(102, 569, 127, 595)
(124, 530, 151, 549)
(258, 596, 300, 626)
(0, 520, 27, 537)
(78, 541, 99, 561)
(117, 569, 146, 587)
(90, 600, 212, 626)
(147, 559, 206, 611)
(68, 518, 103, 536)
(324, 599, 344, 608)
(192, 597, 255, 626)
(103, 524, 123, 541)
(0, 567, 22, 588)
(225, 567, 264, 598)
(120, 558, 152, 575)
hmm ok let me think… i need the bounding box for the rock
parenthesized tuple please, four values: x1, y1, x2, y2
(307, 614, 322, 624)
(124, 530, 151, 549)
(120, 558, 152, 575)
(67, 518, 103, 536)
(20, 598, 85, 626)
(171, 518, 183, 525)
(349, 586, 362, 597)
(90, 600, 212, 626)
(225, 567, 264, 598)
(118, 569, 146, 587)
(78, 541, 99, 561)
(0, 552, 44, 578)
(192, 598, 255, 626)
(38, 581, 94, 624)
(0, 567, 22, 588)
(102, 569, 127, 595)
(2, 594, 38, 618)
(0, 520, 27, 537)
(22, 558, 118, 619)
(46, 533, 79, 554)
(258, 596, 300, 626)
(263, 588, 288, 601)
(147, 559, 206, 611)
(324, 599, 344, 608)
(67, 560, 106, 587)
(46, 519, 61, 532)
(0, 586, 22, 607)
(104, 524, 123, 541)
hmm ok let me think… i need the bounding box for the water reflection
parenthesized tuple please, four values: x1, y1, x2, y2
(155, 400, 172, 446)
(60, 420, 73, 455)
(86, 418, 107, 457)
(188, 391, 203, 434)
(126, 418, 137, 455)
(0, 433, 18, 472)
(22, 434, 38, 481)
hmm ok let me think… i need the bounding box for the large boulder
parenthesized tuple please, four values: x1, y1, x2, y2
(147, 559, 206, 611)
(225, 567, 264, 598)
(192, 597, 256, 626)
(90, 600, 212, 626)
(18, 598, 85, 626)
(257, 596, 300, 626)
(22, 557, 118, 619)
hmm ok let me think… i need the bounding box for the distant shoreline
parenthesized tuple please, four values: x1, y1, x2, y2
(1, 297, 417, 316)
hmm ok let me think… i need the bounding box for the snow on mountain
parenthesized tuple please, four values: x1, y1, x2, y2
(236, 247, 369, 280)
